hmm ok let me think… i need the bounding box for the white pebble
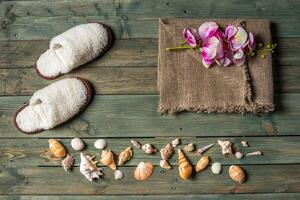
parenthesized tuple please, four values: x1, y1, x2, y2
(71, 138, 85, 151)
(114, 170, 124, 180)
(235, 151, 244, 159)
(94, 139, 107, 150)
(211, 162, 222, 174)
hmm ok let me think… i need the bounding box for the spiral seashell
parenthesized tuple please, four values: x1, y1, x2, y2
(100, 150, 117, 171)
(62, 154, 74, 172)
(118, 147, 133, 165)
(48, 139, 67, 158)
(160, 159, 172, 170)
(246, 151, 263, 156)
(178, 149, 192, 180)
(197, 143, 214, 155)
(160, 143, 174, 160)
(94, 139, 107, 150)
(218, 140, 232, 155)
(142, 143, 157, 155)
(114, 170, 124, 180)
(195, 155, 209, 172)
(229, 165, 246, 183)
(171, 138, 180, 148)
(130, 140, 142, 149)
(80, 153, 103, 182)
(184, 143, 195, 152)
(134, 161, 154, 181)
(235, 151, 244, 159)
(241, 140, 249, 147)
(71, 138, 85, 151)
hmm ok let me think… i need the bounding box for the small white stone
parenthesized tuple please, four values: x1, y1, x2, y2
(114, 170, 124, 180)
(235, 151, 244, 159)
(211, 162, 222, 174)
(71, 138, 85, 151)
(94, 139, 107, 150)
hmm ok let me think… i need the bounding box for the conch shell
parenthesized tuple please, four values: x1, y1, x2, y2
(246, 151, 263, 156)
(49, 139, 66, 158)
(229, 165, 246, 183)
(178, 149, 192, 180)
(160, 143, 173, 160)
(118, 147, 133, 165)
(197, 143, 214, 155)
(80, 153, 103, 181)
(218, 140, 232, 155)
(100, 150, 117, 171)
(160, 159, 172, 170)
(62, 154, 74, 172)
(195, 155, 209, 172)
(134, 161, 154, 181)
(142, 143, 157, 155)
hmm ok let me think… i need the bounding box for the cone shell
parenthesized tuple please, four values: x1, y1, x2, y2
(178, 149, 192, 180)
(118, 147, 133, 165)
(100, 150, 117, 171)
(160, 143, 174, 160)
(229, 165, 246, 183)
(246, 151, 263, 156)
(197, 143, 214, 155)
(134, 162, 154, 181)
(195, 155, 209, 172)
(48, 139, 66, 158)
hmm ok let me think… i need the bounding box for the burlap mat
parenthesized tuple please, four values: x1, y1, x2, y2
(158, 18, 274, 114)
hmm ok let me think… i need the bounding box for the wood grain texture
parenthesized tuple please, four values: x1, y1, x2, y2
(0, 137, 299, 167)
(0, 0, 299, 40)
(0, 165, 299, 194)
(1, 193, 300, 200)
(0, 94, 299, 138)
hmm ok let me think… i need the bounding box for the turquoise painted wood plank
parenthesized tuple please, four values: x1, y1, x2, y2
(0, 94, 299, 138)
(0, 137, 299, 167)
(0, 0, 299, 40)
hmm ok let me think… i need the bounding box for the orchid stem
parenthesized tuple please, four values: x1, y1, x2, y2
(166, 45, 200, 51)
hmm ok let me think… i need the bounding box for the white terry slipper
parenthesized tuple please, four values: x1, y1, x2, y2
(14, 77, 93, 134)
(35, 23, 112, 79)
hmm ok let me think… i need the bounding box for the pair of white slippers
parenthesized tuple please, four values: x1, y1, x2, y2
(14, 23, 113, 134)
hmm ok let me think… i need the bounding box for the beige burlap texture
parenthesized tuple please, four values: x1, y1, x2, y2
(158, 18, 274, 114)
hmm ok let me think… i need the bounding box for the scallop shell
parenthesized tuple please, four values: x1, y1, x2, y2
(160, 159, 172, 170)
(218, 140, 232, 155)
(94, 139, 107, 150)
(48, 139, 67, 158)
(100, 150, 117, 171)
(178, 149, 193, 180)
(118, 147, 133, 165)
(71, 138, 85, 151)
(80, 153, 103, 181)
(211, 162, 222, 174)
(241, 140, 249, 147)
(184, 143, 195, 152)
(235, 151, 244, 159)
(160, 143, 174, 160)
(197, 143, 214, 155)
(171, 138, 180, 148)
(246, 151, 263, 156)
(195, 155, 209, 172)
(62, 154, 74, 172)
(134, 161, 154, 181)
(142, 143, 157, 155)
(114, 170, 124, 180)
(130, 140, 142, 149)
(229, 165, 246, 183)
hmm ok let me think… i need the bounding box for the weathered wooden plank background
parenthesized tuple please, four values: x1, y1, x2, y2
(0, 0, 299, 199)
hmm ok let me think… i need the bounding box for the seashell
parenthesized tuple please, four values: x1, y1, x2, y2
(80, 153, 103, 181)
(100, 150, 117, 171)
(178, 149, 193, 180)
(118, 147, 133, 165)
(229, 165, 246, 183)
(114, 170, 124, 180)
(48, 139, 67, 158)
(197, 143, 214, 155)
(134, 161, 154, 181)
(218, 140, 232, 155)
(160, 143, 174, 160)
(130, 139, 142, 149)
(195, 155, 209, 172)
(241, 140, 249, 147)
(184, 143, 195, 152)
(94, 139, 107, 150)
(62, 154, 74, 172)
(171, 137, 180, 148)
(246, 151, 263, 156)
(142, 143, 157, 155)
(235, 151, 244, 159)
(160, 159, 172, 170)
(211, 162, 222, 174)
(71, 138, 85, 151)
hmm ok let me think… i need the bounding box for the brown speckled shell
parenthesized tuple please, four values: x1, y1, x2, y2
(229, 165, 246, 183)
(49, 139, 67, 158)
(195, 155, 209, 172)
